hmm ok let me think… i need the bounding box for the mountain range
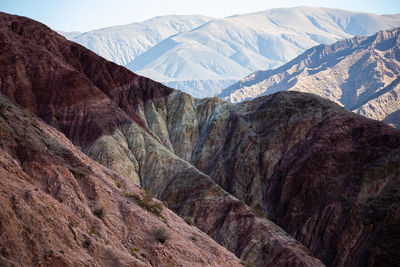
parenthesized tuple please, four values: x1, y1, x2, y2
(1, 12, 400, 267)
(63, 7, 400, 97)
(219, 27, 400, 129)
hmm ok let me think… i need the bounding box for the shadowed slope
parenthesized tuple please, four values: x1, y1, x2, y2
(0, 12, 324, 266)
(141, 91, 400, 266)
(2, 11, 400, 267)
(0, 93, 243, 267)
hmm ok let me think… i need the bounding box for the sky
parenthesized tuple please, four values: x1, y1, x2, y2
(1, 0, 400, 32)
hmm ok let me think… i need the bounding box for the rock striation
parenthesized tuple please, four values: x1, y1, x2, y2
(219, 27, 400, 129)
(0, 93, 243, 266)
(0, 12, 323, 266)
(151, 91, 400, 266)
(1, 12, 400, 267)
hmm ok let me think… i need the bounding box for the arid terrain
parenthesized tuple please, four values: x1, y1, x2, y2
(0, 12, 399, 266)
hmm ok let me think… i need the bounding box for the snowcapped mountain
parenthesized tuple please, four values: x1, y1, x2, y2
(66, 15, 211, 66)
(63, 7, 400, 98)
(219, 27, 400, 128)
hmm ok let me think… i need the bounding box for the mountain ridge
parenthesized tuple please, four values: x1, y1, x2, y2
(219, 27, 400, 129)
(2, 11, 400, 266)
(64, 7, 400, 97)
(0, 11, 324, 266)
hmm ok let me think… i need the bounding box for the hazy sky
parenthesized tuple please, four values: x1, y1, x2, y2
(1, 0, 399, 32)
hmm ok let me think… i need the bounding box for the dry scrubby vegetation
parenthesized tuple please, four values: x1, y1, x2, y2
(153, 227, 169, 244)
(122, 190, 166, 221)
(92, 207, 104, 219)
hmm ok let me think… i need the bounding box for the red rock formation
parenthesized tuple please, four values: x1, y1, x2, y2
(0, 12, 324, 266)
(0, 11, 172, 148)
(0, 93, 243, 266)
(2, 11, 399, 267)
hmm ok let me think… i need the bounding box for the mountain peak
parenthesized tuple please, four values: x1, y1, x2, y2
(219, 27, 400, 128)
(62, 7, 400, 97)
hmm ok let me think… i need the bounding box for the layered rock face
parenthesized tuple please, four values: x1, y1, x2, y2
(219, 28, 400, 129)
(0, 94, 243, 266)
(0, 12, 323, 266)
(1, 12, 400, 267)
(142, 89, 400, 266)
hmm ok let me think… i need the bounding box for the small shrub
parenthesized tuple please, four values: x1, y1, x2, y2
(184, 216, 194, 225)
(93, 207, 104, 219)
(130, 247, 140, 255)
(122, 190, 165, 221)
(88, 229, 100, 237)
(83, 238, 91, 248)
(254, 207, 266, 218)
(301, 246, 309, 254)
(68, 221, 77, 228)
(190, 235, 198, 242)
(69, 167, 85, 179)
(122, 191, 135, 198)
(241, 261, 255, 267)
(115, 181, 122, 188)
(153, 227, 169, 244)
(262, 243, 269, 260)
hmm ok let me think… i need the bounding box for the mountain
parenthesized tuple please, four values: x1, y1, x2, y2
(2, 12, 400, 267)
(0, 12, 323, 266)
(65, 7, 400, 97)
(56, 30, 81, 39)
(219, 27, 400, 129)
(0, 93, 243, 267)
(66, 15, 211, 66)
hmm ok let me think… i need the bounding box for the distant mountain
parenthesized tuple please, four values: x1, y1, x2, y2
(64, 7, 400, 97)
(219, 27, 400, 129)
(56, 30, 81, 39)
(66, 15, 211, 66)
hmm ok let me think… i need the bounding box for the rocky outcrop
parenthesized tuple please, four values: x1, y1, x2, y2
(1, 12, 400, 267)
(0, 94, 243, 266)
(219, 28, 400, 129)
(0, 12, 324, 266)
(145, 91, 400, 266)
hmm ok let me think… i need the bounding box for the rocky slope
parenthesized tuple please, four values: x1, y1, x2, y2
(219, 27, 400, 129)
(1, 12, 400, 267)
(0, 12, 323, 266)
(150, 91, 400, 266)
(65, 7, 400, 97)
(0, 92, 243, 266)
